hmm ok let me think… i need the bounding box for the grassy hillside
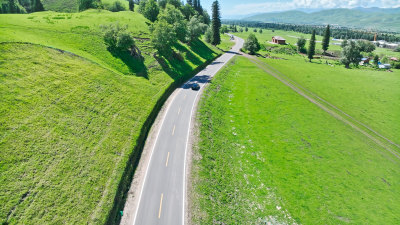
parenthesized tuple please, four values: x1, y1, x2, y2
(191, 56, 400, 224)
(0, 10, 224, 224)
(245, 8, 400, 33)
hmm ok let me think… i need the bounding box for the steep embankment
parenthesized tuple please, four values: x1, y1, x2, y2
(0, 10, 221, 224)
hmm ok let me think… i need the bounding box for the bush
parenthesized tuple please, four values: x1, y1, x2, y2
(104, 0, 126, 12)
(394, 47, 400, 52)
(79, 0, 100, 11)
(101, 23, 135, 51)
(390, 61, 400, 69)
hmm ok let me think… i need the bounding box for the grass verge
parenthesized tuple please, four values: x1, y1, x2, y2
(190, 56, 400, 224)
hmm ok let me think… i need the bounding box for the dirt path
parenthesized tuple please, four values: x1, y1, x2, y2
(244, 54, 400, 161)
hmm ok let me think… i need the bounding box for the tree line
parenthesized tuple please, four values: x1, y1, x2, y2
(223, 20, 400, 43)
(1, 0, 43, 13)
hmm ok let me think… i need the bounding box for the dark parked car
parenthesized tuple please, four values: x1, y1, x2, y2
(191, 83, 200, 90)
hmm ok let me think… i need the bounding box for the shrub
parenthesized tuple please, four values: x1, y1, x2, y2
(105, 0, 126, 12)
(79, 0, 100, 11)
(392, 62, 400, 69)
(101, 23, 135, 51)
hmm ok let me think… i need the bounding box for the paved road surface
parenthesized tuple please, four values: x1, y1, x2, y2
(133, 37, 244, 225)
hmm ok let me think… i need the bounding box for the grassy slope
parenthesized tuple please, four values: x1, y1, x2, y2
(191, 56, 400, 224)
(259, 54, 400, 145)
(0, 10, 223, 224)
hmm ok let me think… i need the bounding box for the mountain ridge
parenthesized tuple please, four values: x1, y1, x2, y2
(244, 7, 400, 32)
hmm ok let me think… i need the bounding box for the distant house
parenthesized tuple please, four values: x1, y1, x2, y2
(361, 57, 370, 64)
(272, 36, 286, 45)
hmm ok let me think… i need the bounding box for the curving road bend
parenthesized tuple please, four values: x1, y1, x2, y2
(132, 36, 244, 225)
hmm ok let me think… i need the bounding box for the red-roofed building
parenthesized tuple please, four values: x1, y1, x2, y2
(272, 36, 286, 45)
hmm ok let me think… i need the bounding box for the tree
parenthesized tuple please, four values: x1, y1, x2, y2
(101, 23, 135, 51)
(220, 25, 228, 34)
(245, 26, 248, 32)
(79, 0, 99, 11)
(186, 15, 207, 43)
(259, 29, 262, 34)
(31, 0, 44, 12)
(357, 40, 376, 53)
(307, 30, 316, 62)
(139, 0, 159, 22)
(187, 0, 192, 6)
(192, 0, 197, 10)
(151, 20, 176, 53)
(211, 0, 221, 45)
(201, 10, 210, 24)
(322, 24, 330, 54)
(157, 4, 187, 42)
(204, 26, 212, 43)
(340, 41, 362, 68)
(297, 37, 306, 53)
(373, 55, 379, 67)
(244, 33, 260, 55)
(182, 3, 195, 20)
(341, 39, 348, 48)
(129, 0, 134, 11)
(253, 28, 257, 32)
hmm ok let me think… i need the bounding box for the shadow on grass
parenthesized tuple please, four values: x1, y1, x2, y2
(108, 48, 148, 78)
(153, 40, 219, 82)
(189, 39, 216, 61)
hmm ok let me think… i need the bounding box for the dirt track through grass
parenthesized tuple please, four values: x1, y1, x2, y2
(246, 55, 400, 160)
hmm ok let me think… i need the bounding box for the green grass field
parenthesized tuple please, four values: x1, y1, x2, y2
(0, 10, 228, 224)
(191, 56, 400, 224)
(258, 53, 400, 144)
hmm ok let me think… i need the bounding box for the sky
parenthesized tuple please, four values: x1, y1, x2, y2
(199, 0, 400, 18)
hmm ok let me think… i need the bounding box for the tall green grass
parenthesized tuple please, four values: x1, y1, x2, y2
(191, 56, 400, 224)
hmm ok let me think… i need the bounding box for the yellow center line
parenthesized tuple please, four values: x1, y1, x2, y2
(178, 107, 181, 115)
(166, 152, 170, 167)
(158, 193, 164, 219)
(172, 125, 176, 136)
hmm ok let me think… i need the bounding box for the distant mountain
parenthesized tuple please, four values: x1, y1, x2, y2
(244, 8, 400, 32)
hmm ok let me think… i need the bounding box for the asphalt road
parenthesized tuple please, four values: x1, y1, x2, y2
(133, 37, 244, 225)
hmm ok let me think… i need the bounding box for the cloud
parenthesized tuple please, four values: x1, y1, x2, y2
(227, 0, 400, 15)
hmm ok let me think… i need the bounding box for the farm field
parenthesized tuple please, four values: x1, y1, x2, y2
(190, 56, 400, 224)
(0, 10, 224, 225)
(257, 53, 400, 144)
